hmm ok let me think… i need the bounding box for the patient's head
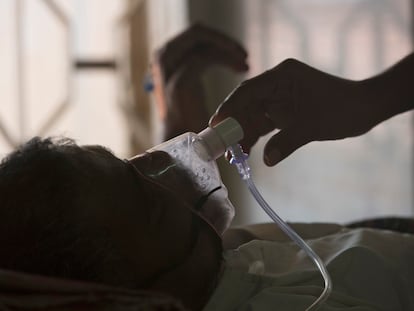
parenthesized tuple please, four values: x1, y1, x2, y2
(0, 137, 223, 300)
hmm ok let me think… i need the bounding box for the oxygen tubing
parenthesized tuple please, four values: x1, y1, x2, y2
(228, 144, 332, 311)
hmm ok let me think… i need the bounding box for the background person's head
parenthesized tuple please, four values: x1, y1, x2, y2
(0, 137, 223, 308)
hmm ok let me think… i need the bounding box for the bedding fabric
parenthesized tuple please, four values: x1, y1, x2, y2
(0, 268, 185, 310)
(204, 226, 414, 311)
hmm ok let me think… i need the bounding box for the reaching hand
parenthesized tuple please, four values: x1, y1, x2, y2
(152, 24, 249, 140)
(210, 57, 413, 166)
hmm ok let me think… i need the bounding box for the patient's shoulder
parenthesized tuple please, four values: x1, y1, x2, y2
(223, 222, 344, 249)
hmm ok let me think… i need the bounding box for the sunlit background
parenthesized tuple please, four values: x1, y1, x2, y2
(0, 0, 412, 226)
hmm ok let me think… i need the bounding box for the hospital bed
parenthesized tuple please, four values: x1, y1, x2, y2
(0, 217, 412, 311)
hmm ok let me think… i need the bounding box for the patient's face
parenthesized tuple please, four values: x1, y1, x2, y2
(78, 146, 223, 288)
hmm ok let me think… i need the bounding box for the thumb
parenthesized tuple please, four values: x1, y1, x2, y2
(264, 126, 312, 166)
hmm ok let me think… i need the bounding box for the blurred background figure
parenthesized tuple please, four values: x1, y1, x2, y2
(0, 0, 412, 226)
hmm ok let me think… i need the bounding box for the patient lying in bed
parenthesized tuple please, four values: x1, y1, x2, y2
(1, 24, 413, 310)
(0, 137, 413, 311)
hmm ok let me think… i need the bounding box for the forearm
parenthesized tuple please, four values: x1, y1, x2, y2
(363, 52, 414, 122)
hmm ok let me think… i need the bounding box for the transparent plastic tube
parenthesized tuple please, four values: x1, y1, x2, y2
(228, 144, 332, 311)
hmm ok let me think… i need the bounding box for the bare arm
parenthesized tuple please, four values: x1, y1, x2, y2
(210, 53, 414, 166)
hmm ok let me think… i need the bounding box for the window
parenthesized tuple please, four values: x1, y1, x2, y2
(0, 0, 129, 158)
(0, 0, 189, 159)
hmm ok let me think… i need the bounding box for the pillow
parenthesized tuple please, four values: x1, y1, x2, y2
(0, 268, 185, 310)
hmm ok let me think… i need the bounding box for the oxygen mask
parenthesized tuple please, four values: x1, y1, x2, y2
(130, 118, 243, 234)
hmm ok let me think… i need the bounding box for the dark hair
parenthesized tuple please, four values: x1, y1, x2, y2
(0, 137, 120, 284)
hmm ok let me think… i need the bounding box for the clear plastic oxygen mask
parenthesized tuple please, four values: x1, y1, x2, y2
(141, 117, 244, 234)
